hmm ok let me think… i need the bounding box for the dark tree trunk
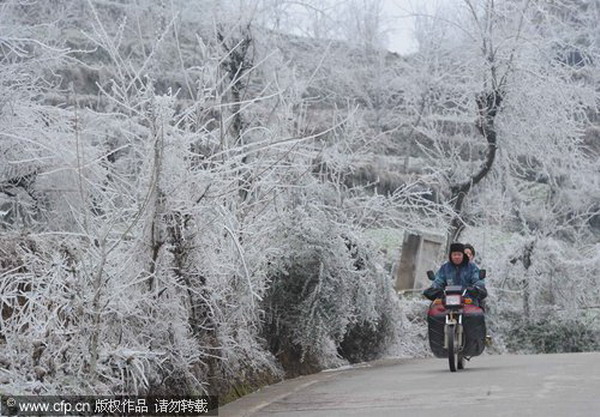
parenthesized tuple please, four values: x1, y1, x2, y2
(217, 26, 254, 203)
(521, 240, 535, 321)
(449, 89, 503, 244)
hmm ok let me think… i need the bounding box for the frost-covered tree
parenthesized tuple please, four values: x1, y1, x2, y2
(406, 0, 600, 352)
(0, 0, 431, 399)
(403, 0, 599, 241)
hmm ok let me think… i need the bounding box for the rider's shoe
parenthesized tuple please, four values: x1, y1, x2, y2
(484, 335, 493, 346)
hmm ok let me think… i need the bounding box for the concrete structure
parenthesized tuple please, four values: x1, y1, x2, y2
(395, 232, 445, 291)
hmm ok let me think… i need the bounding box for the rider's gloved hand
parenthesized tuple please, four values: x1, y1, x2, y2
(423, 287, 443, 301)
(475, 285, 488, 300)
(468, 286, 487, 300)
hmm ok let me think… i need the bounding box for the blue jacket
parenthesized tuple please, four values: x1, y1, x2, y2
(432, 261, 485, 290)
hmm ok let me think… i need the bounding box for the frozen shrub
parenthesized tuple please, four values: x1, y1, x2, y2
(262, 206, 398, 375)
(505, 314, 600, 354)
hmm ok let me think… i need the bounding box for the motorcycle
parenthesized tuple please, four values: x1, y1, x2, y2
(425, 270, 487, 372)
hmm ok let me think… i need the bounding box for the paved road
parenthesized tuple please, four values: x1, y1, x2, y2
(220, 352, 600, 417)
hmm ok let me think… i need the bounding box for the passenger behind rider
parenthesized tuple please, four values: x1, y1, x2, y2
(423, 243, 487, 303)
(464, 243, 476, 265)
(463, 243, 492, 341)
(463, 243, 488, 310)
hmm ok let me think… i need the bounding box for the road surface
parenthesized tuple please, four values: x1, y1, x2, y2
(219, 352, 600, 417)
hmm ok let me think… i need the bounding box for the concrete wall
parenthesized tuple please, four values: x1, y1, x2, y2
(395, 233, 420, 290)
(395, 232, 445, 291)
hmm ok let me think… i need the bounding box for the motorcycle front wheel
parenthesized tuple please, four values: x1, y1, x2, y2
(447, 324, 457, 372)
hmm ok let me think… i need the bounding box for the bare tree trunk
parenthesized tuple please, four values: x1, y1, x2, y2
(449, 89, 502, 243)
(521, 240, 535, 322)
(217, 26, 254, 203)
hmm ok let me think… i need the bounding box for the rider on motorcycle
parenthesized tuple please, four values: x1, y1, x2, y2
(423, 243, 487, 302)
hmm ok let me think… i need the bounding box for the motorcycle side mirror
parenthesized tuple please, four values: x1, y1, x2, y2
(427, 270, 435, 281)
(479, 269, 487, 279)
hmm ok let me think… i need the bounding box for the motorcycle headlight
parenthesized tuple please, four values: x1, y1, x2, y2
(445, 295, 462, 306)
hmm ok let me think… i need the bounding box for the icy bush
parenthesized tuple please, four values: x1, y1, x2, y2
(262, 206, 398, 374)
(386, 295, 431, 358)
(505, 314, 600, 354)
(462, 228, 600, 355)
(0, 234, 205, 395)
